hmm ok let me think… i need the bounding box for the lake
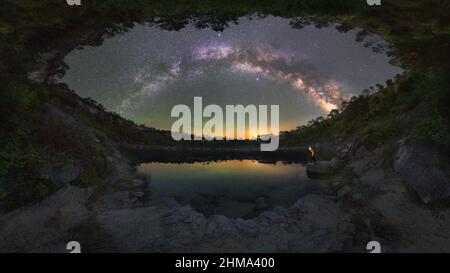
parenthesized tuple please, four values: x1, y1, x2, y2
(137, 160, 324, 218)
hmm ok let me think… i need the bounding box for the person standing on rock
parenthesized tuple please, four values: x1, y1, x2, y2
(309, 146, 317, 165)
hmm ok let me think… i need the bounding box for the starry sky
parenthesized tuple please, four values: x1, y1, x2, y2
(61, 16, 403, 133)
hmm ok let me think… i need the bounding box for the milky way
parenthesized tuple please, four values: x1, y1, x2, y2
(60, 16, 403, 131)
(193, 44, 346, 112)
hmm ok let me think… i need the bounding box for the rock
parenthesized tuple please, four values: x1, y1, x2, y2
(27, 51, 61, 83)
(129, 191, 144, 199)
(0, 185, 92, 252)
(93, 194, 354, 252)
(349, 147, 384, 177)
(162, 215, 179, 225)
(205, 215, 235, 237)
(130, 179, 145, 188)
(97, 206, 175, 251)
(394, 141, 450, 203)
(307, 159, 341, 179)
(99, 191, 136, 210)
(160, 197, 180, 208)
(330, 157, 346, 169)
(353, 145, 369, 160)
(40, 162, 81, 184)
(352, 192, 364, 202)
(339, 148, 349, 159)
(337, 185, 352, 198)
(307, 161, 333, 178)
(234, 218, 259, 235)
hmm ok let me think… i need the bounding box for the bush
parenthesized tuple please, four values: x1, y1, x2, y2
(361, 119, 398, 148)
(414, 116, 450, 153)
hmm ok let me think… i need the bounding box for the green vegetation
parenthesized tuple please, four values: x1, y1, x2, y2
(0, 0, 449, 208)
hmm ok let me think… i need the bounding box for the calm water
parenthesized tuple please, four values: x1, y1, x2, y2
(137, 160, 324, 218)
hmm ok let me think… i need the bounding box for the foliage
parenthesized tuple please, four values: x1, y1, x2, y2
(414, 116, 450, 153)
(360, 118, 398, 149)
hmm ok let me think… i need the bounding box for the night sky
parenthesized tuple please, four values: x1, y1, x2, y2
(61, 16, 403, 133)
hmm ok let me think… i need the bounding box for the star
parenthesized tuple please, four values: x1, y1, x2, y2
(60, 16, 403, 132)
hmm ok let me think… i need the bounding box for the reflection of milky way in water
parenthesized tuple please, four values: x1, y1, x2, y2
(61, 16, 403, 130)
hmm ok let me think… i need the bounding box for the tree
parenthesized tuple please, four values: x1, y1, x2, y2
(327, 109, 339, 119)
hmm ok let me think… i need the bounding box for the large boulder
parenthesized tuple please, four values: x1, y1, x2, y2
(0, 185, 92, 252)
(394, 140, 450, 203)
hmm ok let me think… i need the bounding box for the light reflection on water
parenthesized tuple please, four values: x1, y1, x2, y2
(137, 160, 325, 218)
